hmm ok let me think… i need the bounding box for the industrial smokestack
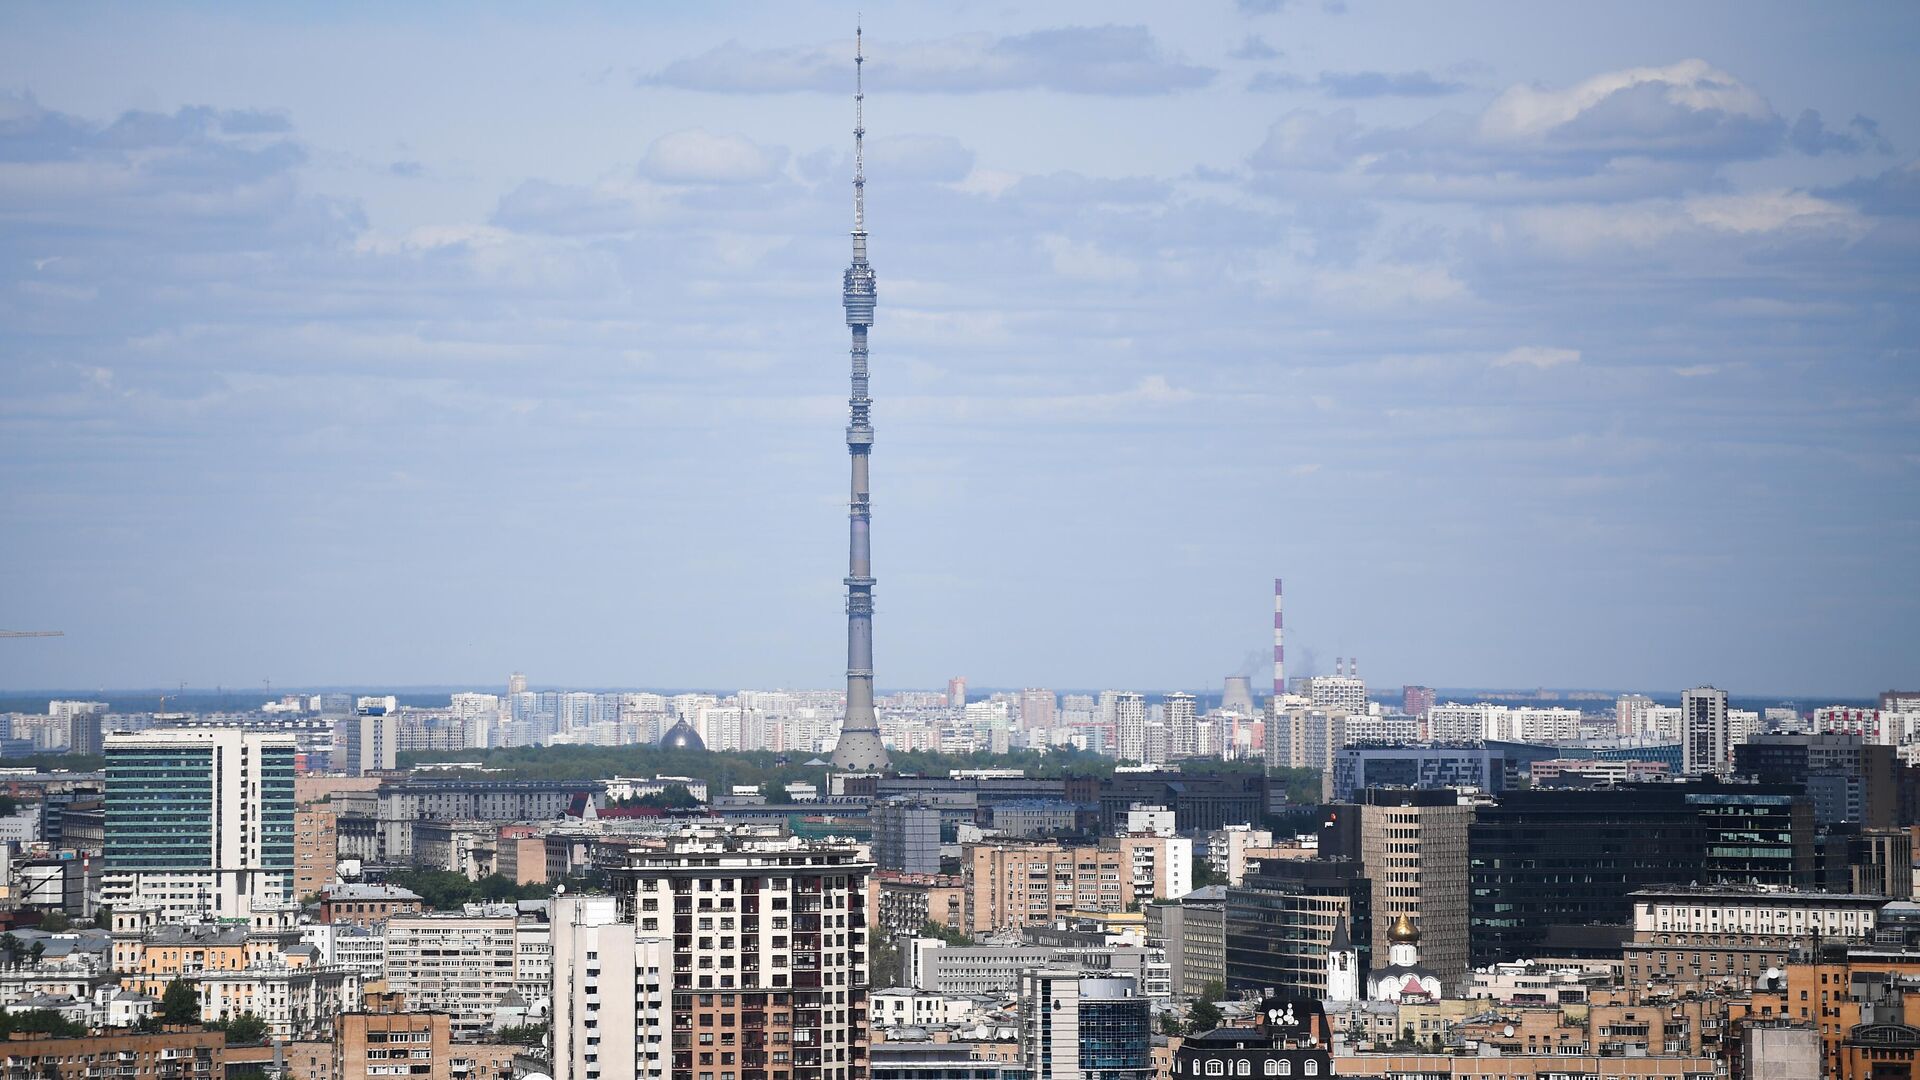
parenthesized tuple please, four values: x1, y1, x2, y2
(1272, 578, 1285, 701)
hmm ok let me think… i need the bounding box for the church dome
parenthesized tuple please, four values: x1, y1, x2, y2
(659, 718, 706, 751)
(1387, 914, 1421, 944)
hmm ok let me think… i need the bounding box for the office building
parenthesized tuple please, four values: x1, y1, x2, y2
(1331, 743, 1556, 803)
(1225, 858, 1371, 998)
(1682, 686, 1731, 776)
(1357, 789, 1470, 990)
(102, 728, 296, 921)
(336, 707, 398, 777)
(1817, 827, 1914, 898)
(1467, 783, 1814, 966)
(1018, 968, 1152, 1080)
(1145, 885, 1227, 999)
(1735, 733, 1898, 828)
(874, 799, 941, 876)
(1096, 772, 1269, 833)
(551, 895, 674, 1080)
(909, 936, 1170, 998)
(605, 837, 873, 1080)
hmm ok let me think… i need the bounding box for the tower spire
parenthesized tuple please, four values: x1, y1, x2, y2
(853, 22, 866, 239)
(832, 23, 888, 772)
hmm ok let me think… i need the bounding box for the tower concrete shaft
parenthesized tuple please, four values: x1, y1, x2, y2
(832, 25, 890, 772)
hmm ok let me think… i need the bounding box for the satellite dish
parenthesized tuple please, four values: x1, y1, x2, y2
(1503, 1025, 1515, 1038)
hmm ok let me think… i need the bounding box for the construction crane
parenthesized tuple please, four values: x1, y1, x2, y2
(0, 630, 62, 638)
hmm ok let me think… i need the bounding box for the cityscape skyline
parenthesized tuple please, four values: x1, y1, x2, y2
(2, 3, 1916, 696)
(3, 8, 1918, 1079)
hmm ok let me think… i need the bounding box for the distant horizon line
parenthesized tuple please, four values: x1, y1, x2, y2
(0, 683, 1893, 706)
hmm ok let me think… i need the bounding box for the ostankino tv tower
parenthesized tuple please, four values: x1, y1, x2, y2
(830, 25, 890, 772)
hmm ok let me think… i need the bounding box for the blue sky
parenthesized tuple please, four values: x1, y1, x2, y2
(1, 2, 1915, 697)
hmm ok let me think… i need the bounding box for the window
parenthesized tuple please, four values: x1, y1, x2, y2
(1302, 1063, 1317, 1077)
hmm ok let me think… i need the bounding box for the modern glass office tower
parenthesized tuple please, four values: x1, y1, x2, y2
(1018, 968, 1152, 1080)
(102, 728, 296, 921)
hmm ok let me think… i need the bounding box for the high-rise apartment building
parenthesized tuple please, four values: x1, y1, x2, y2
(1682, 686, 1731, 776)
(962, 839, 1182, 933)
(293, 806, 338, 897)
(1614, 694, 1654, 738)
(603, 838, 874, 1080)
(948, 677, 967, 710)
(384, 911, 550, 1039)
(1268, 707, 1346, 773)
(1356, 790, 1470, 990)
(51, 700, 107, 755)
(552, 895, 674, 1080)
(1111, 692, 1147, 764)
(1164, 693, 1198, 758)
(508, 672, 528, 697)
(1017, 968, 1152, 1080)
(102, 728, 296, 921)
(335, 1011, 457, 1080)
(1019, 689, 1056, 731)
(1306, 672, 1366, 714)
(1400, 686, 1435, 718)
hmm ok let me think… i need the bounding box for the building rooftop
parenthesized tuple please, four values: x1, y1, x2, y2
(321, 883, 423, 902)
(142, 925, 250, 947)
(1628, 885, 1890, 903)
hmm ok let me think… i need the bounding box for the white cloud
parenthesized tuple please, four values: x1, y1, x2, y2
(1494, 346, 1581, 370)
(1040, 234, 1141, 282)
(1311, 263, 1467, 309)
(1480, 59, 1771, 143)
(639, 129, 786, 185)
(1684, 191, 1863, 235)
(642, 26, 1213, 96)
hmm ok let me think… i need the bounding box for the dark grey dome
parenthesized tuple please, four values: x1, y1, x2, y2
(659, 718, 706, 751)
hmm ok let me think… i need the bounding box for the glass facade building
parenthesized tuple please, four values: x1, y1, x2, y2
(102, 729, 297, 920)
(1468, 782, 1813, 966)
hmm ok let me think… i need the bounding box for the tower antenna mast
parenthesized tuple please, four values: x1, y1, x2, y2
(831, 22, 889, 772)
